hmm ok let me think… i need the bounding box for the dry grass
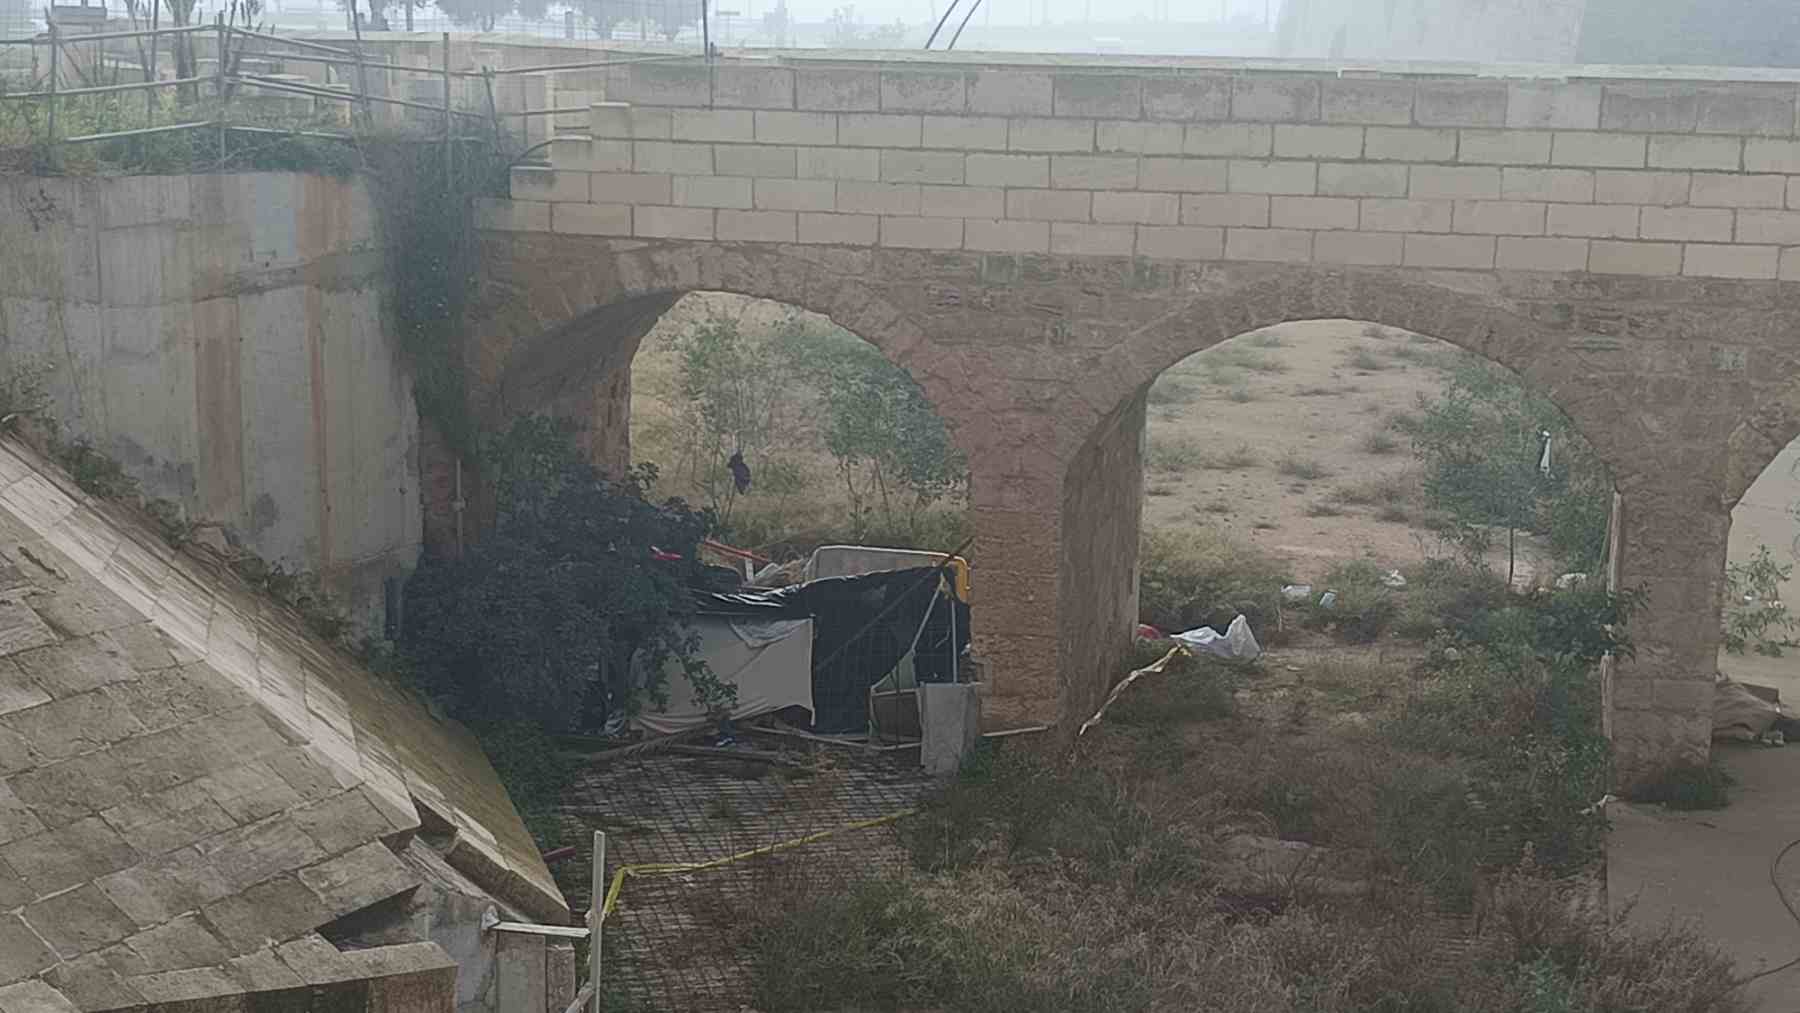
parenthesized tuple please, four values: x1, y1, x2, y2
(737, 636, 1747, 1013)
(1361, 430, 1401, 455)
(1210, 345, 1292, 374)
(1344, 346, 1390, 372)
(1146, 433, 1206, 474)
(1277, 452, 1331, 481)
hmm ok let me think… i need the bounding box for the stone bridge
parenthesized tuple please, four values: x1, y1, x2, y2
(458, 52, 1800, 783)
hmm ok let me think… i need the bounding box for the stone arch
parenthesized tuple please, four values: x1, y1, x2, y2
(1059, 265, 1647, 484)
(1048, 264, 1733, 783)
(468, 236, 986, 476)
(1724, 389, 1800, 511)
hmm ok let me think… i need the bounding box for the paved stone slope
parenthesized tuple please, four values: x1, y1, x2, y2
(0, 436, 563, 1008)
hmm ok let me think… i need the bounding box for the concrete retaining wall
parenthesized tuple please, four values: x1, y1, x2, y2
(0, 172, 419, 630)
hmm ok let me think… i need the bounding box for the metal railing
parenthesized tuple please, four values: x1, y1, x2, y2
(0, 10, 707, 160)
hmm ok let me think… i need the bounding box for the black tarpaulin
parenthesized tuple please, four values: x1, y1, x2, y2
(690, 567, 971, 733)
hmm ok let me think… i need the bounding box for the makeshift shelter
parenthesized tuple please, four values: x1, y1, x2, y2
(631, 613, 815, 735)
(633, 566, 970, 735)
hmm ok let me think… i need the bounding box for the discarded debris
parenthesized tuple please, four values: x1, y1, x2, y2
(1170, 615, 1262, 661)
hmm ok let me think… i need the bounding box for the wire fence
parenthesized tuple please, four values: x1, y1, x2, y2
(555, 742, 938, 1011)
(0, 6, 709, 169)
(2, 0, 763, 46)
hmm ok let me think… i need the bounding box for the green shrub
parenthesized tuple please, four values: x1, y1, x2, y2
(1395, 557, 1510, 639)
(1723, 545, 1798, 656)
(1309, 560, 1399, 644)
(1402, 358, 1611, 579)
(475, 720, 573, 849)
(403, 417, 721, 730)
(1626, 762, 1734, 811)
(1138, 527, 1288, 636)
(1106, 651, 1239, 728)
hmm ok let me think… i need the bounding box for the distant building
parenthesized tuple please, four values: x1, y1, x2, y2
(1274, 0, 1587, 63)
(1276, 0, 1800, 68)
(0, 0, 32, 35)
(1576, 0, 1800, 67)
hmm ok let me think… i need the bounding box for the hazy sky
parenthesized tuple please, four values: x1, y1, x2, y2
(718, 0, 1279, 25)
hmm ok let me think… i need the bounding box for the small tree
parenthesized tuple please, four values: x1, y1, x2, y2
(582, 0, 704, 38)
(403, 416, 728, 731)
(1403, 360, 1609, 584)
(664, 316, 798, 519)
(1723, 545, 1799, 656)
(780, 326, 965, 537)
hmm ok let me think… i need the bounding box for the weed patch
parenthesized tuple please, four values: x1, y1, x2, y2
(1277, 452, 1331, 481)
(1344, 346, 1389, 371)
(1626, 762, 1734, 810)
(1361, 430, 1400, 455)
(1139, 526, 1289, 636)
(1211, 345, 1291, 374)
(1146, 433, 1206, 474)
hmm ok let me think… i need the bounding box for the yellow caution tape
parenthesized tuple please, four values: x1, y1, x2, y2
(602, 808, 919, 917)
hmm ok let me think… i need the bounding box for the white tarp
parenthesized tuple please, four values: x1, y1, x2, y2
(1714, 673, 1795, 742)
(805, 545, 947, 581)
(1170, 615, 1263, 661)
(633, 616, 814, 735)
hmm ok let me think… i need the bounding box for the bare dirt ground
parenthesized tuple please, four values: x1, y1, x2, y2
(1144, 319, 1558, 588)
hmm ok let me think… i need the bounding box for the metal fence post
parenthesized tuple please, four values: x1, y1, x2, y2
(440, 30, 450, 181)
(214, 12, 226, 161)
(590, 830, 606, 1013)
(45, 17, 58, 150)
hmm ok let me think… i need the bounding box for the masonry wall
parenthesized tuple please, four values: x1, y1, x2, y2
(1058, 388, 1147, 728)
(488, 62, 1800, 284)
(1275, 0, 1586, 62)
(0, 172, 421, 629)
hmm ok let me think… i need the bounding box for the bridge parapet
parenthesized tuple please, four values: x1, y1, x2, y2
(482, 59, 1800, 279)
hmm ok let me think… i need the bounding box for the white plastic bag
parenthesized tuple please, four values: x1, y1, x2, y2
(1171, 614, 1263, 662)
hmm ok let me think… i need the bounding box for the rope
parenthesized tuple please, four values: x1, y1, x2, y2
(601, 807, 917, 917)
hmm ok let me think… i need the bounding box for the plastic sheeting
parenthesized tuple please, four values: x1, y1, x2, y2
(804, 545, 973, 603)
(688, 567, 971, 733)
(1714, 674, 1796, 742)
(1170, 615, 1263, 661)
(633, 617, 814, 735)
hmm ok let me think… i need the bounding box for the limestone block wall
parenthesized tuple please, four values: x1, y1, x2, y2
(486, 61, 1800, 284)
(0, 172, 421, 630)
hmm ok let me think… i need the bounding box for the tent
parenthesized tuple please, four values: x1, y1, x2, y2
(633, 566, 970, 735)
(630, 614, 814, 735)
